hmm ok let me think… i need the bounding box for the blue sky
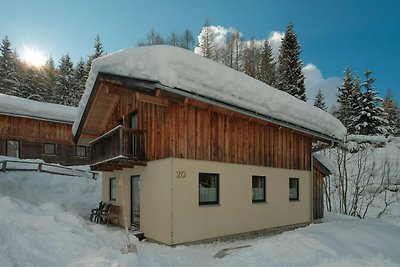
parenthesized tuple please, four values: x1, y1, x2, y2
(1, 0, 399, 104)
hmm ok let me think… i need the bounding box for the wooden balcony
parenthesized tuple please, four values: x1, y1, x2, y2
(89, 126, 146, 171)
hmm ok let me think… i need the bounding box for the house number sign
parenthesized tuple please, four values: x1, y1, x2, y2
(176, 171, 186, 179)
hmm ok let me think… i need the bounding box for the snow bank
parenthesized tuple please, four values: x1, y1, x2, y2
(73, 45, 346, 141)
(0, 93, 76, 123)
(0, 161, 100, 218)
(215, 214, 400, 267)
(0, 196, 139, 267)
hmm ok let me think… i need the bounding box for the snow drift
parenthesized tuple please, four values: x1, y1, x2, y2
(73, 45, 346, 141)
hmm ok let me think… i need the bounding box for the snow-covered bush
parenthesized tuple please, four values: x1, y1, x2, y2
(323, 136, 400, 218)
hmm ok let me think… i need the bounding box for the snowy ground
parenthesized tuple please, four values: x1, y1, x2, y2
(1, 159, 400, 266)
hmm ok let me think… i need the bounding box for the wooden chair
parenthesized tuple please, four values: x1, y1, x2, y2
(100, 204, 120, 226)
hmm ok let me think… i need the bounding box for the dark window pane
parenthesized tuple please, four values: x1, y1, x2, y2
(76, 146, 87, 157)
(289, 178, 299, 201)
(252, 176, 265, 202)
(44, 143, 56, 155)
(6, 140, 19, 158)
(110, 177, 116, 201)
(199, 173, 219, 205)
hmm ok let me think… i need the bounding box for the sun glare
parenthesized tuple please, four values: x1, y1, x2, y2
(22, 45, 46, 67)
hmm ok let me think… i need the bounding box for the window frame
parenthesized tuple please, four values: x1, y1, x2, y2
(76, 146, 87, 157)
(198, 173, 220, 206)
(289, 177, 300, 201)
(252, 175, 266, 203)
(109, 177, 117, 201)
(43, 143, 56, 155)
(6, 140, 20, 158)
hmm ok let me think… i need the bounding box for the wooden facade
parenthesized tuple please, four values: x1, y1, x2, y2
(313, 157, 331, 220)
(0, 114, 90, 166)
(97, 88, 313, 171)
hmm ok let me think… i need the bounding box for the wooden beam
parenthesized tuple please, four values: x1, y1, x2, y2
(104, 84, 130, 97)
(136, 92, 169, 107)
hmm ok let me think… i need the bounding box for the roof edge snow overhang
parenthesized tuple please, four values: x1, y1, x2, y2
(74, 72, 343, 145)
(0, 112, 74, 125)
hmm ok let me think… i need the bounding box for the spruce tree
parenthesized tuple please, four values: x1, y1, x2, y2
(55, 54, 74, 106)
(336, 67, 356, 131)
(258, 40, 277, 87)
(40, 57, 57, 102)
(0, 36, 19, 95)
(72, 58, 87, 106)
(314, 89, 327, 111)
(354, 69, 387, 135)
(85, 34, 105, 87)
(277, 23, 306, 101)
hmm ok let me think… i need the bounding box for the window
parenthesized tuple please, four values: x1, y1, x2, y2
(76, 146, 87, 157)
(43, 143, 56, 155)
(109, 177, 117, 201)
(6, 140, 19, 158)
(289, 178, 299, 201)
(252, 176, 266, 202)
(199, 173, 219, 205)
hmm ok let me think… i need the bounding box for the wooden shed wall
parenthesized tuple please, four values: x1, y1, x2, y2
(104, 91, 312, 171)
(0, 114, 90, 166)
(0, 115, 72, 143)
(313, 165, 325, 220)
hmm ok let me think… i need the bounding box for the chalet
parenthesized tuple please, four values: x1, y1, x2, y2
(0, 94, 90, 166)
(73, 45, 346, 245)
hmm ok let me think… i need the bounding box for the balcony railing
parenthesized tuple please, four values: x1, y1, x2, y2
(89, 126, 146, 168)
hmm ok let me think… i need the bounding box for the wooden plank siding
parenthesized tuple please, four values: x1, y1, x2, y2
(0, 114, 91, 166)
(313, 164, 325, 220)
(101, 91, 312, 171)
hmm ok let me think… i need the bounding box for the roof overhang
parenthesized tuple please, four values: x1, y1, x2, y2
(74, 72, 343, 146)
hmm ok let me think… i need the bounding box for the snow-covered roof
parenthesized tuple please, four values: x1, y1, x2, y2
(313, 153, 335, 174)
(74, 45, 346, 141)
(0, 93, 76, 123)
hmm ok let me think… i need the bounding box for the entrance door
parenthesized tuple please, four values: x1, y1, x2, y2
(131, 175, 140, 229)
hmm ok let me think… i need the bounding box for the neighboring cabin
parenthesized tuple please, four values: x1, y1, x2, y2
(73, 45, 346, 245)
(0, 94, 90, 166)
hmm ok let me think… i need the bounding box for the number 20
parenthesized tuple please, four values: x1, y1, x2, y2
(176, 171, 186, 179)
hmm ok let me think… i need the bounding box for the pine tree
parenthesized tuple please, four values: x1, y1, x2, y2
(277, 23, 306, 101)
(55, 54, 74, 106)
(85, 34, 105, 87)
(0, 36, 19, 95)
(354, 69, 387, 135)
(382, 88, 400, 136)
(41, 57, 57, 102)
(336, 67, 357, 132)
(72, 58, 86, 106)
(314, 89, 327, 111)
(258, 40, 277, 87)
